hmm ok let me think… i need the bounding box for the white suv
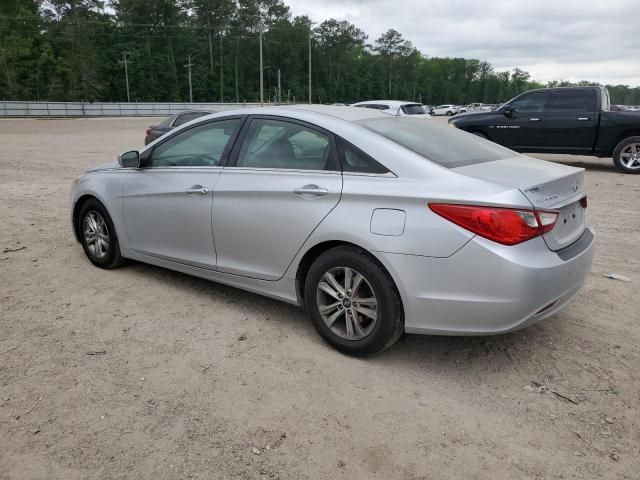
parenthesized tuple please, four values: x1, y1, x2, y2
(432, 105, 459, 116)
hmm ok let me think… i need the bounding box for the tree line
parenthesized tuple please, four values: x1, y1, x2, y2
(2, 0, 639, 106)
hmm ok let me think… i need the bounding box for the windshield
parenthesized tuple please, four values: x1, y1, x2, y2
(401, 104, 426, 115)
(356, 117, 516, 168)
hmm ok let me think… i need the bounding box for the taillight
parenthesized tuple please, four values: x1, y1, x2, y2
(429, 204, 559, 246)
(579, 196, 587, 209)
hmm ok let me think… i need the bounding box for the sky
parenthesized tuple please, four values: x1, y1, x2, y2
(286, 0, 640, 87)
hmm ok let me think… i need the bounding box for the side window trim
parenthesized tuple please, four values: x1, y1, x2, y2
(226, 115, 340, 172)
(142, 115, 247, 168)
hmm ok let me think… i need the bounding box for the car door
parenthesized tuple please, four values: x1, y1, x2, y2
(212, 116, 342, 281)
(542, 89, 598, 153)
(122, 117, 244, 269)
(490, 91, 548, 150)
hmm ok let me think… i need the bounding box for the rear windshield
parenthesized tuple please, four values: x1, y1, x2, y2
(356, 117, 516, 168)
(401, 104, 426, 115)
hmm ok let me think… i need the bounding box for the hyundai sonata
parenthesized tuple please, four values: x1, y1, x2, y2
(70, 106, 594, 355)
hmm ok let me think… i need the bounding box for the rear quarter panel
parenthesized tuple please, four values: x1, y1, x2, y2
(595, 111, 640, 156)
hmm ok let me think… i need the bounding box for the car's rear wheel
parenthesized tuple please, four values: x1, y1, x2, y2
(613, 136, 640, 173)
(304, 246, 403, 356)
(446, 111, 453, 116)
(78, 199, 125, 269)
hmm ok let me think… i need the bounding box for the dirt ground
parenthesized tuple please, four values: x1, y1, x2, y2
(0, 116, 638, 480)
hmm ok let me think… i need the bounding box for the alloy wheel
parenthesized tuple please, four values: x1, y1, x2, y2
(316, 267, 378, 340)
(620, 143, 640, 170)
(83, 211, 110, 259)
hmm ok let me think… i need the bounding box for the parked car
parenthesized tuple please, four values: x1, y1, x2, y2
(71, 105, 593, 356)
(432, 104, 458, 116)
(144, 110, 211, 145)
(449, 86, 640, 173)
(351, 100, 431, 118)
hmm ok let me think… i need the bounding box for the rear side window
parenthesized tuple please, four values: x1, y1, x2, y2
(338, 139, 389, 174)
(235, 118, 334, 171)
(547, 90, 596, 112)
(174, 111, 208, 126)
(401, 104, 426, 115)
(357, 117, 514, 168)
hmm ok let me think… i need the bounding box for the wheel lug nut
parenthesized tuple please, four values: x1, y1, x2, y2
(338, 293, 343, 299)
(353, 302, 358, 307)
(338, 305, 343, 310)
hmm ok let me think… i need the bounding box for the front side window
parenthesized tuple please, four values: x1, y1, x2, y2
(236, 118, 333, 170)
(508, 92, 546, 114)
(148, 118, 241, 167)
(547, 90, 596, 112)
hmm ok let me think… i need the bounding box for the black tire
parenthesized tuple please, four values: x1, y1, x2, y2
(78, 198, 125, 269)
(446, 111, 453, 116)
(304, 246, 403, 356)
(612, 136, 640, 174)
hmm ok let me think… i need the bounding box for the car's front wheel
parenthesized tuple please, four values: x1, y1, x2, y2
(304, 246, 403, 356)
(78, 199, 125, 269)
(613, 136, 640, 173)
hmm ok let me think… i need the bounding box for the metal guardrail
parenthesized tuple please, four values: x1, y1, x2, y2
(0, 101, 263, 117)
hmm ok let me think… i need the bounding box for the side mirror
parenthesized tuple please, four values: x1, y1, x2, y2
(503, 107, 515, 118)
(118, 150, 141, 168)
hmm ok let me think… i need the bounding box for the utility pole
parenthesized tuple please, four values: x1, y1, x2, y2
(277, 68, 281, 105)
(308, 21, 312, 104)
(259, 20, 264, 106)
(219, 34, 224, 102)
(184, 55, 194, 103)
(119, 51, 131, 103)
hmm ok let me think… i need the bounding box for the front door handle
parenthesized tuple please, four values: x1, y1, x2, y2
(529, 118, 541, 121)
(185, 185, 209, 195)
(577, 117, 590, 121)
(293, 185, 329, 196)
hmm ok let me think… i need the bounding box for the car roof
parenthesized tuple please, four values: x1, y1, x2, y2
(351, 100, 422, 107)
(207, 104, 391, 122)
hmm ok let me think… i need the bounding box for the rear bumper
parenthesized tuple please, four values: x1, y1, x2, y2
(375, 227, 595, 335)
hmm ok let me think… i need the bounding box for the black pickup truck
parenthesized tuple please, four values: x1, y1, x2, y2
(449, 86, 640, 173)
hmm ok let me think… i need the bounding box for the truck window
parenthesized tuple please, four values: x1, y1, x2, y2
(508, 92, 546, 113)
(548, 90, 596, 112)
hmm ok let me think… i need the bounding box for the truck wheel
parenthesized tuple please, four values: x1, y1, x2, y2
(613, 136, 640, 173)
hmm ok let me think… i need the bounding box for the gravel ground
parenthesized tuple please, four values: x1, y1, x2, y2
(0, 117, 639, 480)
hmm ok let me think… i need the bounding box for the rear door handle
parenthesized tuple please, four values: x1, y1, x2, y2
(185, 185, 209, 195)
(529, 118, 541, 121)
(578, 117, 590, 121)
(293, 185, 329, 196)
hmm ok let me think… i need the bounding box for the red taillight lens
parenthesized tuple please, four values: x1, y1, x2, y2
(429, 204, 559, 246)
(579, 196, 587, 209)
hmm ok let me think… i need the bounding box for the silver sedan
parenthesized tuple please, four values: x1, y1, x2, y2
(70, 106, 594, 355)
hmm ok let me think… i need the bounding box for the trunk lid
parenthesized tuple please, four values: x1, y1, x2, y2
(453, 155, 587, 251)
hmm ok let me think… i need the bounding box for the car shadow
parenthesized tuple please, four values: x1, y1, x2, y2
(125, 260, 552, 374)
